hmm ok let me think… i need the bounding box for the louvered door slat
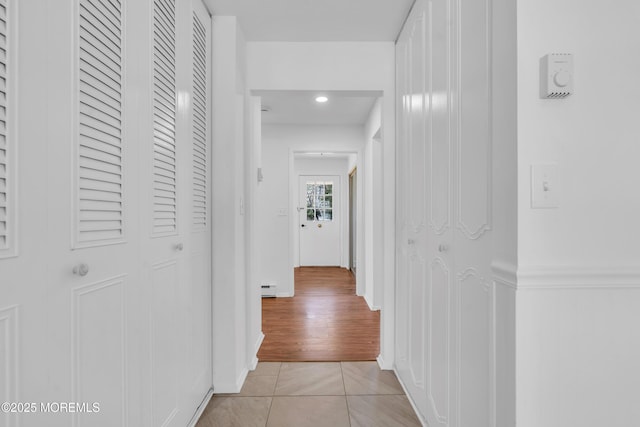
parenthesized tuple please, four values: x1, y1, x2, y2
(76, 0, 123, 246)
(192, 12, 208, 229)
(153, 98, 175, 120)
(79, 17, 121, 59)
(0, 0, 9, 253)
(79, 38, 121, 76)
(80, 124, 120, 147)
(79, 92, 120, 121)
(152, 0, 177, 235)
(80, 69, 120, 106)
(82, 0, 120, 36)
(80, 113, 120, 139)
(80, 103, 121, 129)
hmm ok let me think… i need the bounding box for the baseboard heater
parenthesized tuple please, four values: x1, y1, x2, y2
(261, 284, 276, 298)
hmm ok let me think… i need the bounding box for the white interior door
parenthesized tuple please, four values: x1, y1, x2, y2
(139, 0, 213, 425)
(395, 1, 495, 427)
(182, 0, 213, 415)
(1, 1, 212, 426)
(299, 176, 341, 266)
(35, 1, 143, 426)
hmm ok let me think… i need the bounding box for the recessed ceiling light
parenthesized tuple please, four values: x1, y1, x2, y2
(315, 96, 329, 103)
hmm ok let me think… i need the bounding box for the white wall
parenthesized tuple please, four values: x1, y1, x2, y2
(362, 99, 383, 311)
(245, 96, 264, 371)
(515, 0, 640, 425)
(258, 125, 364, 297)
(211, 16, 250, 392)
(248, 42, 396, 367)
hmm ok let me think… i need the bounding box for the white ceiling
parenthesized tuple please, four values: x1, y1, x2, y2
(256, 90, 380, 125)
(205, 0, 415, 42)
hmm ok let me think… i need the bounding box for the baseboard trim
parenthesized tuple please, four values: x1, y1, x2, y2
(249, 332, 266, 370)
(187, 388, 214, 427)
(393, 367, 428, 427)
(213, 367, 248, 394)
(364, 294, 380, 311)
(276, 292, 293, 298)
(518, 266, 640, 290)
(376, 354, 385, 370)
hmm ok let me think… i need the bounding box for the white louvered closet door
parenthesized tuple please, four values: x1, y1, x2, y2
(41, 0, 144, 426)
(139, 0, 213, 426)
(1, 0, 212, 426)
(182, 0, 213, 414)
(139, 0, 185, 426)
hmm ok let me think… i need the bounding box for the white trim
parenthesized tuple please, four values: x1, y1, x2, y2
(213, 367, 248, 394)
(249, 332, 265, 370)
(394, 366, 428, 427)
(186, 389, 213, 427)
(364, 294, 381, 312)
(275, 292, 293, 298)
(517, 266, 640, 290)
(376, 354, 393, 371)
(491, 260, 517, 289)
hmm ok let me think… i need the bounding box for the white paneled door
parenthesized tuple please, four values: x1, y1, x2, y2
(0, 0, 213, 426)
(138, 0, 213, 426)
(299, 176, 341, 266)
(396, 1, 494, 426)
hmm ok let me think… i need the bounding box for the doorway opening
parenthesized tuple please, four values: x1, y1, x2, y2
(254, 90, 382, 362)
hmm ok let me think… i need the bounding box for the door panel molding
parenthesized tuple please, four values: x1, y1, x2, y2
(150, 260, 179, 427)
(72, 275, 128, 427)
(457, 268, 495, 427)
(429, 258, 450, 424)
(455, 0, 493, 241)
(0, 305, 18, 427)
(428, 0, 452, 237)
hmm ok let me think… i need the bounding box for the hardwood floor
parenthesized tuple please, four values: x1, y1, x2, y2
(257, 267, 380, 362)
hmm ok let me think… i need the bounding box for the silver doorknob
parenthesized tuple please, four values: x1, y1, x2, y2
(438, 243, 449, 253)
(73, 263, 89, 277)
(175, 243, 184, 251)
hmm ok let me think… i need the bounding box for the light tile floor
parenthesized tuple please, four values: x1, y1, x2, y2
(196, 362, 422, 427)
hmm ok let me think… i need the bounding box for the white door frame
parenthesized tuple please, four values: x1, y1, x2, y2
(289, 151, 359, 282)
(298, 174, 342, 267)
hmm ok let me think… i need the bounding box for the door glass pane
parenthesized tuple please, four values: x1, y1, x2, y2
(306, 184, 314, 208)
(304, 181, 334, 222)
(323, 196, 332, 209)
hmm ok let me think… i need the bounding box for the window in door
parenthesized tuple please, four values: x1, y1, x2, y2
(306, 181, 333, 221)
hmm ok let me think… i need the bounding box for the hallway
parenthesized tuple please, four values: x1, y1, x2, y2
(1, 0, 637, 426)
(195, 361, 421, 427)
(258, 267, 380, 362)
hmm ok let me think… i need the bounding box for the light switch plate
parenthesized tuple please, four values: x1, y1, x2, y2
(531, 164, 559, 208)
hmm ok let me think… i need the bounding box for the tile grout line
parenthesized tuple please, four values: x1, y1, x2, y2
(340, 362, 353, 427)
(263, 362, 281, 427)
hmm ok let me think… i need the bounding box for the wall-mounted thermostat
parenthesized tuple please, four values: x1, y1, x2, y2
(540, 53, 573, 99)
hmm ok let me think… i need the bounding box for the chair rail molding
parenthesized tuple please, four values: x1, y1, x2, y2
(517, 265, 640, 290)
